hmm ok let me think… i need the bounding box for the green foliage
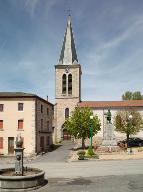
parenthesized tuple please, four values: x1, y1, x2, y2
(63, 107, 101, 148)
(132, 91, 143, 100)
(122, 91, 132, 100)
(77, 150, 85, 156)
(122, 91, 143, 100)
(87, 146, 95, 156)
(114, 110, 143, 140)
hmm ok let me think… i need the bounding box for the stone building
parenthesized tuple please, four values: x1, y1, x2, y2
(0, 92, 54, 156)
(54, 16, 143, 142)
(54, 15, 82, 142)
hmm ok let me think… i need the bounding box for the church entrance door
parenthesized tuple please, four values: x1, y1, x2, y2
(63, 129, 71, 140)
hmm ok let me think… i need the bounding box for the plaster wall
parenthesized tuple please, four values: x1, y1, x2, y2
(0, 98, 35, 156)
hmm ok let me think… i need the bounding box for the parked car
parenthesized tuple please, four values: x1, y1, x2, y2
(117, 137, 143, 147)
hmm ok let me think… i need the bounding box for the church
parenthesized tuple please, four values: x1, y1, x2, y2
(54, 15, 143, 143)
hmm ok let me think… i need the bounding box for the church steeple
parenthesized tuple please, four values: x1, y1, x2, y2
(55, 15, 81, 143)
(58, 15, 78, 65)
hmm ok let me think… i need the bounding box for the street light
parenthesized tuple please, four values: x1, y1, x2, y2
(129, 115, 133, 119)
(90, 115, 93, 147)
(128, 114, 133, 153)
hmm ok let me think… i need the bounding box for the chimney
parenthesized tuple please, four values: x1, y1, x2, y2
(47, 96, 48, 101)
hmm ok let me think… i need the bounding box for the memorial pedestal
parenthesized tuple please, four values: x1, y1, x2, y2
(102, 123, 117, 146)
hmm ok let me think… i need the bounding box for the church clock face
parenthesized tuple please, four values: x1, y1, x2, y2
(65, 67, 69, 73)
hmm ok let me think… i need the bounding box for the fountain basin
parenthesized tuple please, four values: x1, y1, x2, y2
(0, 167, 45, 191)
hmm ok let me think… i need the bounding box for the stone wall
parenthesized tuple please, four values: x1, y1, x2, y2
(54, 64, 81, 142)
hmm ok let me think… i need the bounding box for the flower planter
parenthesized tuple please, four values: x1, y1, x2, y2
(77, 150, 86, 160)
(78, 155, 85, 160)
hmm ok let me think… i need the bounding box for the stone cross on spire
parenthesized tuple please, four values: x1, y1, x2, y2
(58, 15, 78, 65)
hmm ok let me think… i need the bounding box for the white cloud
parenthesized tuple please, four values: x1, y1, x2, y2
(23, 0, 58, 17)
(97, 15, 143, 51)
(24, 0, 39, 16)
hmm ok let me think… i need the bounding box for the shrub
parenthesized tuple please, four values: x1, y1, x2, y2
(87, 146, 95, 156)
(77, 150, 85, 156)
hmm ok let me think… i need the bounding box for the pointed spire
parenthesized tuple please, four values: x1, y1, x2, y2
(58, 15, 78, 65)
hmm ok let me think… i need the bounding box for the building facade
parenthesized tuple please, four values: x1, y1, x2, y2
(0, 92, 54, 156)
(55, 16, 82, 142)
(79, 101, 143, 140)
(54, 16, 143, 142)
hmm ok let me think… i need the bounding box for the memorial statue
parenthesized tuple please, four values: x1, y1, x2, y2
(102, 108, 117, 146)
(106, 109, 111, 123)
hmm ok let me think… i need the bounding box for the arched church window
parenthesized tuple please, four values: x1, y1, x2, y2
(68, 74, 72, 95)
(65, 108, 69, 119)
(62, 74, 67, 94)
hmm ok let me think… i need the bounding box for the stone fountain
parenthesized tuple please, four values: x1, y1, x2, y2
(0, 134, 46, 191)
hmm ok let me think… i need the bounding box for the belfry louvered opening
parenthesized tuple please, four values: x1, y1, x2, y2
(62, 74, 67, 94)
(68, 74, 72, 95)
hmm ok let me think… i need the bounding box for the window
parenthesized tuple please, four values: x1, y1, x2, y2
(41, 105, 43, 113)
(0, 137, 3, 149)
(47, 121, 49, 131)
(41, 119, 43, 130)
(18, 120, 23, 129)
(0, 120, 3, 129)
(62, 74, 67, 94)
(0, 104, 4, 112)
(68, 74, 72, 95)
(18, 103, 23, 111)
(65, 108, 69, 119)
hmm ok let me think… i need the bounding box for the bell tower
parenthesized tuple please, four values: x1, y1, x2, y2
(55, 15, 82, 142)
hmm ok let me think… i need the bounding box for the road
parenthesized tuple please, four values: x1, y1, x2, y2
(1, 141, 143, 191)
(27, 159, 143, 178)
(36, 174, 143, 192)
(30, 159, 143, 192)
(31, 140, 74, 163)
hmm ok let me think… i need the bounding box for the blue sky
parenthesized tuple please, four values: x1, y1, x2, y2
(0, 0, 143, 103)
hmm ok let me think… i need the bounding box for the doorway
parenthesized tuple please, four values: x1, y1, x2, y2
(40, 136, 44, 152)
(63, 129, 71, 140)
(8, 137, 14, 154)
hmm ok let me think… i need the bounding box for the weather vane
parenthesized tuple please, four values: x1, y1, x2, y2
(68, 8, 71, 16)
(67, 0, 71, 16)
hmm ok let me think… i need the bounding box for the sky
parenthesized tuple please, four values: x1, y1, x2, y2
(0, 0, 143, 103)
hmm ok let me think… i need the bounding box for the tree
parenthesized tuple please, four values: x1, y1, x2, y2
(63, 107, 101, 149)
(114, 110, 143, 147)
(132, 91, 143, 100)
(122, 91, 143, 100)
(122, 91, 132, 100)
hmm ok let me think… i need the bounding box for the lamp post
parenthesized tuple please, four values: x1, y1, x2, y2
(90, 115, 93, 147)
(128, 114, 133, 153)
(129, 115, 133, 134)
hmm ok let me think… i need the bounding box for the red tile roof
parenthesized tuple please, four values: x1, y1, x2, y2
(78, 100, 143, 108)
(0, 92, 54, 106)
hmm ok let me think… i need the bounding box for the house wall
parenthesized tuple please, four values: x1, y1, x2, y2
(36, 99, 53, 153)
(0, 98, 35, 156)
(0, 97, 54, 156)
